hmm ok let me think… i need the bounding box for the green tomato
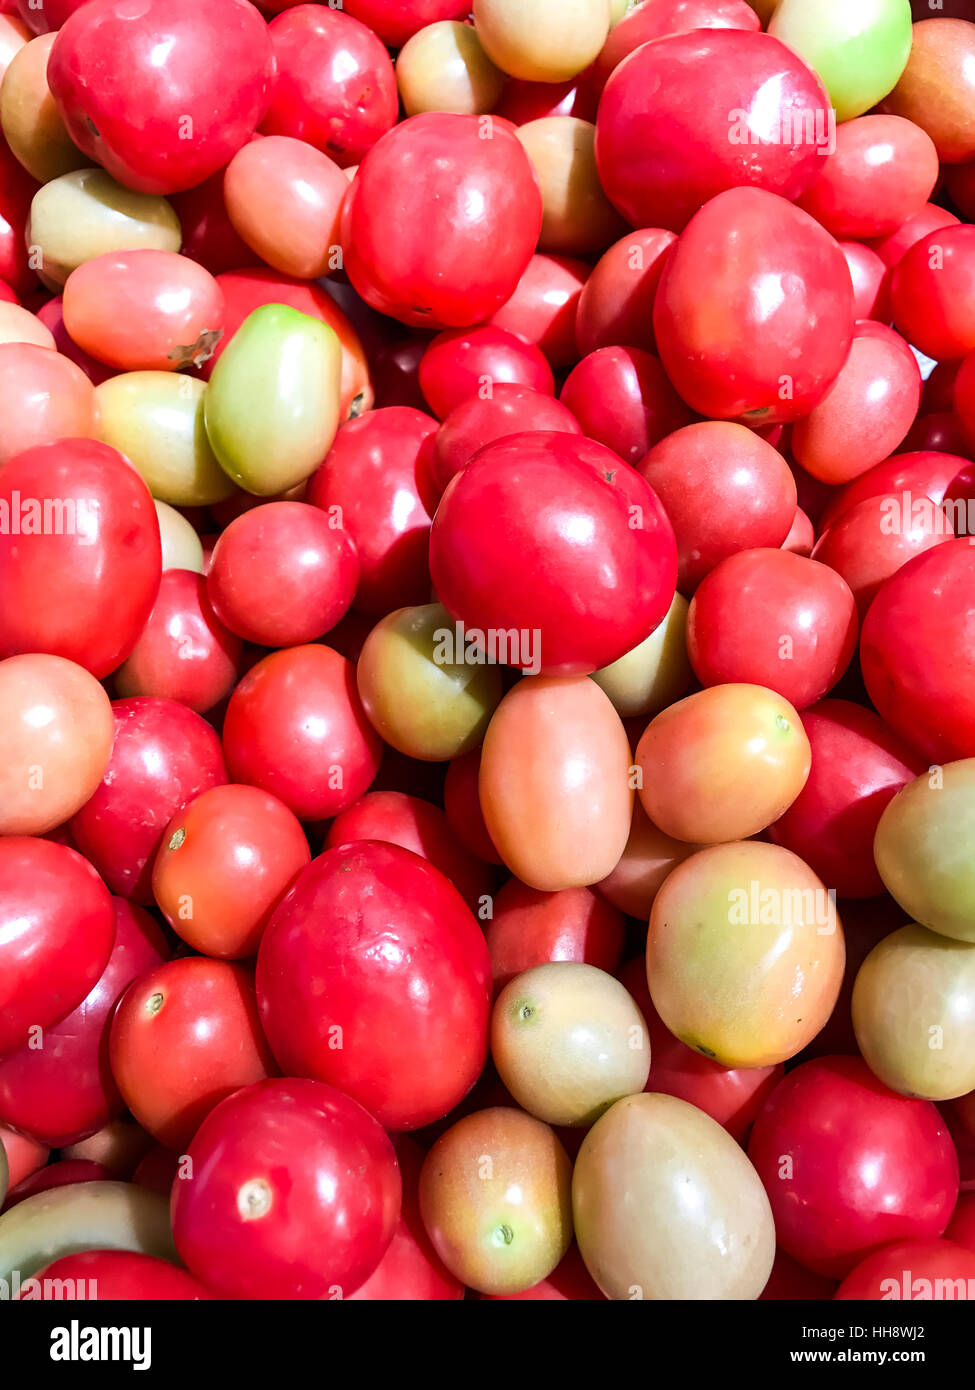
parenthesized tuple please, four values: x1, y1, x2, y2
(96, 372, 237, 508)
(204, 303, 342, 496)
(769, 0, 913, 122)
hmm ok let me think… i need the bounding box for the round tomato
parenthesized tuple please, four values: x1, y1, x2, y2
(28, 1250, 212, 1300)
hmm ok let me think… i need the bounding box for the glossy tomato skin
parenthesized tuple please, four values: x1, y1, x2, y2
(432, 384, 581, 493)
(27, 1251, 212, 1300)
(3, 1159, 111, 1210)
(306, 407, 437, 617)
(482, 1243, 604, 1301)
(748, 1056, 959, 1278)
(343, 0, 469, 49)
(560, 346, 692, 466)
(47, 0, 274, 195)
(768, 700, 925, 899)
(811, 494, 953, 618)
(653, 187, 855, 424)
(485, 880, 625, 992)
(574, 228, 676, 357)
(14, 0, 88, 34)
(341, 113, 543, 329)
(171, 1078, 401, 1300)
(0, 439, 161, 678)
(687, 548, 859, 710)
(819, 449, 975, 534)
(840, 241, 886, 321)
(222, 645, 382, 821)
(0, 837, 115, 1059)
(595, 30, 830, 232)
(0, 900, 167, 1147)
(34, 296, 116, 385)
(168, 173, 259, 278)
(70, 697, 228, 903)
(261, 6, 398, 168)
(488, 253, 589, 370)
(444, 748, 503, 865)
(257, 842, 492, 1131)
(110, 957, 277, 1150)
(325, 790, 494, 913)
(0, 139, 36, 298)
(419, 326, 554, 420)
(834, 1240, 975, 1301)
(429, 432, 678, 677)
(891, 225, 975, 362)
(593, 0, 759, 89)
(861, 540, 975, 763)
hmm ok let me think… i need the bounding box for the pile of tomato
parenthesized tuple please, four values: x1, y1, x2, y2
(2, 0, 975, 1305)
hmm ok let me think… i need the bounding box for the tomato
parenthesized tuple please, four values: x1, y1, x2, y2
(1, 32, 86, 184)
(638, 421, 797, 592)
(0, 837, 115, 1059)
(325, 790, 493, 913)
(348, 1137, 464, 1301)
(152, 784, 309, 960)
(957, 351, 975, 448)
(47, 0, 274, 195)
(444, 748, 503, 866)
(891, 225, 975, 361)
(306, 407, 437, 617)
(861, 540, 975, 762)
(342, 0, 470, 50)
(396, 20, 505, 118)
(0, 1126, 47, 1192)
(593, 0, 759, 89)
(0, 654, 113, 837)
(768, 700, 925, 899)
(114, 570, 241, 715)
(257, 841, 492, 1130)
(222, 645, 382, 822)
(947, 160, 975, 221)
(0, 900, 167, 1147)
(515, 117, 626, 258)
(32, 297, 112, 385)
(0, 343, 98, 465)
(881, 16, 975, 164)
(488, 253, 589, 369)
(797, 115, 939, 240)
(430, 431, 677, 676)
(574, 228, 675, 358)
(485, 880, 624, 991)
(840, 240, 886, 321)
(482, 1243, 604, 1301)
(28, 1250, 212, 1300)
(595, 30, 831, 233)
(261, 5, 398, 168)
(168, 173, 258, 278)
(560, 347, 691, 466)
(171, 1078, 401, 1300)
(835, 1239, 975, 1301)
(223, 136, 348, 281)
(495, 76, 597, 127)
(594, 798, 699, 921)
(0, 138, 37, 297)
(748, 1056, 959, 1278)
(867, 200, 960, 275)
(110, 957, 276, 1150)
(3, 1161, 111, 1212)
(205, 269, 373, 422)
(0, 439, 161, 676)
(207, 502, 358, 649)
(618, 959, 783, 1145)
(14, 0, 88, 34)
(432, 384, 581, 493)
(341, 113, 543, 329)
(654, 188, 854, 424)
(419, 326, 554, 420)
(70, 696, 228, 902)
(781, 507, 816, 558)
(687, 548, 859, 710)
(478, 675, 633, 891)
(819, 448, 975, 533)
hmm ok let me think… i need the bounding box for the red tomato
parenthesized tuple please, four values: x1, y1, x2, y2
(653, 188, 854, 424)
(891, 225, 975, 361)
(342, 0, 470, 49)
(429, 431, 678, 677)
(488, 254, 589, 370)
(257, 841, 492, 1130)
(811, 494, 953, 617)
(495, 77, 598, 127)
(168, 173, 259, 278)
(14, 0, 87, 34)
(867, 201, 960, 269)
(306, 407, 437, 617)
(114, 570, 242, 714)
(687, 548, 859, 710)
(820, 448, 975, 533)
(861, 539, 975, 762)
(348, 1137, 464, 1301)
(781, 507, 815, 557)
(483, 1243, 605, 1301)
(206, 269, 373, 421)
(432, 384, 581, 493)
(638, 421, 797, 592)
(221, 645, 382, 821)
(618, 958, 783, 1145)
(0, 899, 168, 1147)
(768, 700, 925, 899)
(444, 748, 503, 866)
(171, 1078, 401, 1300)
(3, 1160, 110, 1212)
(152, 783, 310, 959)
(0, 139, 37, 297)
(207, 502, 359, 648)
(834, 1240, 975, 1301)
(261, 5, 398, 169)
(325, 790, 494, 913)
(27, 1251, 212, 1300)
(574, 228, 676, 357)
(341, 113, 543, 329)
(70, 696, 228, 902)
(485, 880, 625, 992)
(110, 957, 277, 1150)
(0, 343, 98, 466)
(797, 115, 939, 239)
(47, 0, 274, 195)
(955, 349, 975, 448)
(748, 1056, 959, 1278)
(0, 837, 115, 1059)
(62, 251, 225, 372)
(839, 241, 886, 321)
(760, 1248, 838, 1302)
(559, 346, 692, 466)
(594, 0, 759, 87)
(595, 30, 830, 232)
(0, 439, 161, 677)
(419, 326, 554, 420)
(34, 296, 115, 385)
